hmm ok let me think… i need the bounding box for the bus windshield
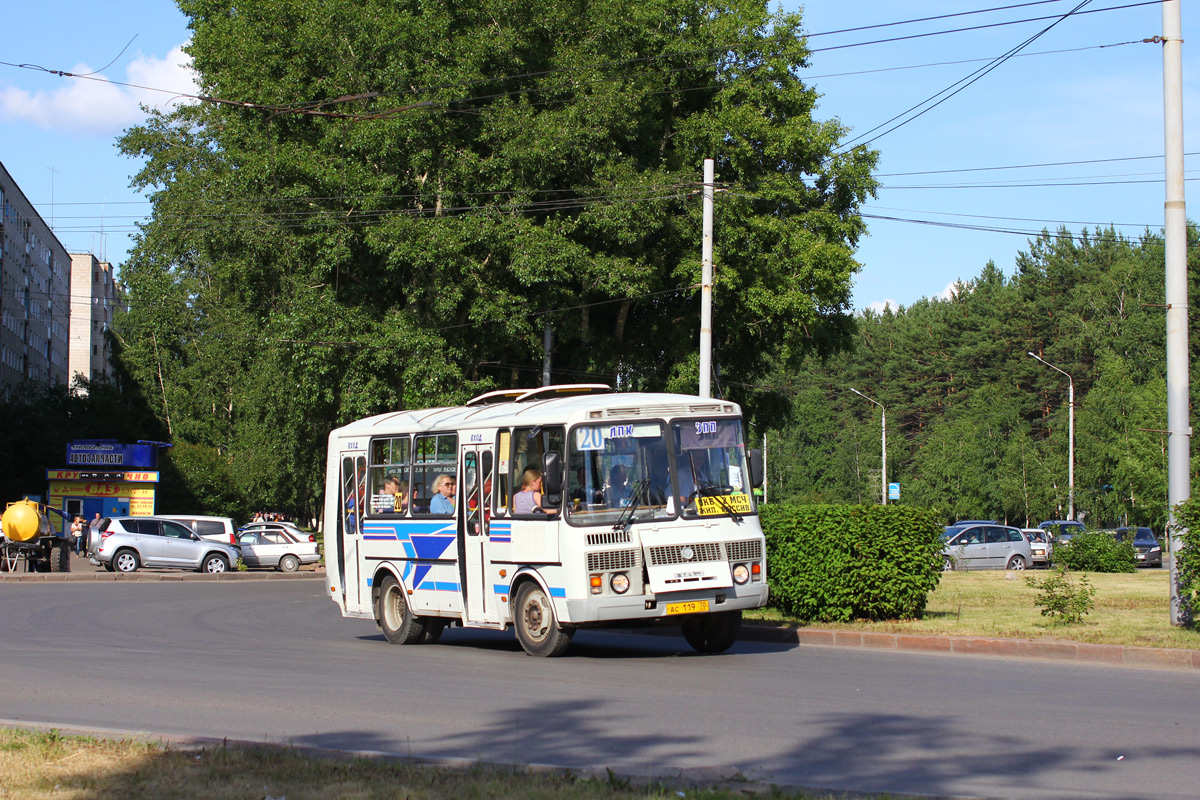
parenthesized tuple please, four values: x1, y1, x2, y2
(566, 421, 673, 525)
(564, 417, 754, 525)
(672, 419, 754, 519)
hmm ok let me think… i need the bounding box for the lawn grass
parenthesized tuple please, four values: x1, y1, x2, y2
(0, 728, 866, 800)
(748, 568, 1200, 650)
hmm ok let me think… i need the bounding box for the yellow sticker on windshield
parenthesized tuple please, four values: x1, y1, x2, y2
(697, 493, 752, 516)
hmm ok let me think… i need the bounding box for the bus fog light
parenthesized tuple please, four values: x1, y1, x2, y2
(732, 564, 750, 584)
(610, 573, 630, 594)
(590, 574, 603, 594)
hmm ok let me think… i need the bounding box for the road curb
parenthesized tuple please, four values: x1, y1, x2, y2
(739, 623, 1200, 671)
(0, 568, 324, 582)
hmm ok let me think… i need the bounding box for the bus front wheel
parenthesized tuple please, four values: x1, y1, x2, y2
(377, 575, 428, 645)
(513, 582, 573, 657)
(681, 609, 742, 654)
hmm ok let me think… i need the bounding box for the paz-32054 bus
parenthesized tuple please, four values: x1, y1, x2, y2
(322, 384, 767, 656)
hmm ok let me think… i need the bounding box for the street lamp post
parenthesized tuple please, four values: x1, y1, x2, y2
(850, 388, 887, 505)
(1028, 352, 1075, 521)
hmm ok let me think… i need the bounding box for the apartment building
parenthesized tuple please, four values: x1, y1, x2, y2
(68, 252, 115, 385)
(0, 160, 71, 392)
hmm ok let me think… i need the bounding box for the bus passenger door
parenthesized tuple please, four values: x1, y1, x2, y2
(339, 454, 367, 611)
(459, 444, 497, 623)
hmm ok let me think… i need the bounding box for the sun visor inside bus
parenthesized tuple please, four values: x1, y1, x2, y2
(677, 422, 740, 450)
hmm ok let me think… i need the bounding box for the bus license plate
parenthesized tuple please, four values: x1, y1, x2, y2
(665, 600, 710, 616)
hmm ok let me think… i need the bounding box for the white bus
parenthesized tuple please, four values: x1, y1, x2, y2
(322, 384, 767, 656)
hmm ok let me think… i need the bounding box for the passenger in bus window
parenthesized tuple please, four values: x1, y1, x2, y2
(430, 474, 457, 514)
(605, 463, 629, 507)
(383, 476, 410, 514)
(514, 467, 554, 515)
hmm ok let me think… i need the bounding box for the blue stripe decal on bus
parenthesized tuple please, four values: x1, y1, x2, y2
(550, 587, 566, 598)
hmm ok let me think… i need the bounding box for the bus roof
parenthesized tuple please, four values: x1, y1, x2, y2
(329, 389, 742, 439)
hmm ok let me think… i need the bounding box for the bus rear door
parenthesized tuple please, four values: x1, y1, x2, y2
(338, 452, 367, 612)
(459, 439, 500, 624)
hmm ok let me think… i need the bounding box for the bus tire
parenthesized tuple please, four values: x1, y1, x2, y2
(423, 619, 447, 644)
(377, 575, 427, 645)
(513, 581, 573, 657)
(681, 609, 742, 654)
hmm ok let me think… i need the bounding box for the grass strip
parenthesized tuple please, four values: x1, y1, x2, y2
(0, 727, 885, 800)
(749, 569, 1200, 650)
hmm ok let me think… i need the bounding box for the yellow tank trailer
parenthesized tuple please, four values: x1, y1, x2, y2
(1, 500, 71, 573)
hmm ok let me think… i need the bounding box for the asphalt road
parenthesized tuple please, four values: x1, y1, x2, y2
(2, 579, 1198, 799)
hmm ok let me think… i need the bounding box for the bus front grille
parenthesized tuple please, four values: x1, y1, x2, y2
(647, 542, 723, 565)
(726, 539, 763, 561)
(587, 530, 631, 546)
(587, 549, 641, 572)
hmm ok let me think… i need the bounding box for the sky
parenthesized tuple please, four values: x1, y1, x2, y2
(0, 1, 1195, 313)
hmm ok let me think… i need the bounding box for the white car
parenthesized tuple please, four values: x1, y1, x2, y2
(235, 527, 320, 572)
(157, 515, 237, 544)
(1021, 528, 1053, 567)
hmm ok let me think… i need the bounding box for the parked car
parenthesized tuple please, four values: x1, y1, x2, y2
(239, 520, 315, 543)
(235, 527, 320, 571)
(157, 515, 237, 544)
(1113, 527, 1164, 568)
(942, 522, 1032, 571)
(1039, 520, 1085, 542)
(1021, 528, 1052, 567)
(92, 517, 241, 573)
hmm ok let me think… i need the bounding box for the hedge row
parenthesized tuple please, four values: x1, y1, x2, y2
(760, 503, 944, 622)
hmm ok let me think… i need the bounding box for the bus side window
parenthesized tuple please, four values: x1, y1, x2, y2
(510, 426, 565, 516)
(368, 436, 411, 516)
(412, 433, 457, 516)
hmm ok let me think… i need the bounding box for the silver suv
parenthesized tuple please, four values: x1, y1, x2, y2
(92, 517, 241, 574)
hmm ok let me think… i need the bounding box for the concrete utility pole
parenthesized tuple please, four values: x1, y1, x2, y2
(850, 388, 887, 505)
(1028, 352, 1075, 521)
(542, 317, 552, 387)
(1162, 0, 1190, 626)
(699, 159, 714, 399)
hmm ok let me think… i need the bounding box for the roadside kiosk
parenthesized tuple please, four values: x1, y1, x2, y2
(45, 440, 161, 534)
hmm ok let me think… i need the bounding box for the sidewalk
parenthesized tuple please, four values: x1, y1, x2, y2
(737, 622, 1200, 671)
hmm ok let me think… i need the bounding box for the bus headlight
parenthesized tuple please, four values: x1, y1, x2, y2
(610, 573, 630, 594)
(732, 564, 750, 584)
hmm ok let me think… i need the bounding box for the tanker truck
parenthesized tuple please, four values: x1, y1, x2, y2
(1, 500, 72, 573)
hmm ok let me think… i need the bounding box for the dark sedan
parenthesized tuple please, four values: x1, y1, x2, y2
(1113, 527, 1163, 568)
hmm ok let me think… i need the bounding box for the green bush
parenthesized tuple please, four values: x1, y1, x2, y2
(1027, 567, 1095, 624)
(1170, 499, 1200, 624)
(1051, 531, 1135, 573)
(760, 504, 944, 622)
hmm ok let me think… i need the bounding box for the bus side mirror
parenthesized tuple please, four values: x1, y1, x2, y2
(749, 449, 764, 488)
(542, 451, 563, 495)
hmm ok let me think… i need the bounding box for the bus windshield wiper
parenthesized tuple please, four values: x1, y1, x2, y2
(612, 479, 649, 533)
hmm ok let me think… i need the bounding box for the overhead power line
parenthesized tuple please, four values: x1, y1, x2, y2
(837, 0, 1103, 152)
(0, 1, 1157, 125)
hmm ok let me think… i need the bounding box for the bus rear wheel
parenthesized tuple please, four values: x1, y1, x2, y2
(513, 582, 573, 657)
(377, 575, 427, 645)
(681, 609, 742, 654)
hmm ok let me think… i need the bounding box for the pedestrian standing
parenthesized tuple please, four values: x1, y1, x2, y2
(69, 516, 84, 555)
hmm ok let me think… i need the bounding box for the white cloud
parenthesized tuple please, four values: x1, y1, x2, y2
(938, 281, 958, 300)
(0, 44, 197, 135)
(865, 299, 898, 315)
